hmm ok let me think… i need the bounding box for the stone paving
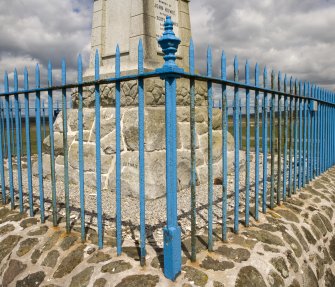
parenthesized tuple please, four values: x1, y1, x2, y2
(0, 168, 335, 286)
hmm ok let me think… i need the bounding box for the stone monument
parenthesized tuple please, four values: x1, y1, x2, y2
(85, 0, 192, 76)
(41, 0, 237, 200)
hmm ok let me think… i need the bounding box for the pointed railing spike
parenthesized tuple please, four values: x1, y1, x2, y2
(207, 46, 212, 77)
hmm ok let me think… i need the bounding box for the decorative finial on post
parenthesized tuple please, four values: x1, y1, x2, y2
(157, 16, 184, 74)
(157, 16, 182, 281)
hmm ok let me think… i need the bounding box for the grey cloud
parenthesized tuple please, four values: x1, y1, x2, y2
(0, 0, 92, 88)
(190, 0, 335, 90)
(0, 0, 333, 93)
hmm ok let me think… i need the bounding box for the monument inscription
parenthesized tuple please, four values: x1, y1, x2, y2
(154, 0, 179, 40)
(88, 0, 191, 74)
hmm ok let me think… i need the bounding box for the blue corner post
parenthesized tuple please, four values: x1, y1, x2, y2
(156, 16, 183, 281)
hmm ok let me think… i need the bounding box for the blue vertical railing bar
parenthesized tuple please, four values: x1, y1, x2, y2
(19, 101, 24, 155)
(62, 60, 70, 232)
(48, 61, 58, 227)
(4, 73, 14, 209)
(323, 89, 326, 172)
(239, 98, 242, 149)
(42, 100, 46, 140)
(94, 50, 103, 248)
(293, 80, 298, 194)
(282, 75, 288, 201)
(233, 56, 240, 232)
(1, 101, 6, 158)
(319, 88, 322, 175)
(315, 86, 318, 177)
(0, 98, 5, 204)
(221, 50, 228, 239)
(138, 40, 146, 265)
(18, 101, 23, 152)
(14, 69, 24, 213)
(115, 46, 122, 254)
(277, 71, 282, 205)
(311, 85, 315, 179)
(316, 88, 322, 176)
(321, 89, 323, 173)
(77, 55, 85, 241)
(189, 39, 197, 260)
(24, 68, 34, 217)
(254, 63, 260, 220)
(298, 81, 303, 189)
(323, 90, 326, 172)
(10, 101, 14, 156)
(262, 67, 268, 213)
(288, 77, 293, 197)
(35, 65, 45, 222)
(207, 46, 214, 250)
(156, 16, 182, 280)
(307, 83, 311, 183)
(245, 60, 250, 226)
(302, 82, 307, 187)
(323, 92, 326, 171)
(270, 71, 275, 209)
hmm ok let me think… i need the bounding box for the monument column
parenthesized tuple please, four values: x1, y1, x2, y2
(86, 0, 191, 78)
(89, 0, 106, 68)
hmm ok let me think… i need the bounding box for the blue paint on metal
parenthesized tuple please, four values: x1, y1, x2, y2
(0, 101, 6, 158)
(189, 39, 197, 260)
(277, 71, 282, 205)
(283, 75, 288, 201)
(311, 85, 316, 179)
(307, 82, 311, 183)
(239, 98, 242, 149)
(270, 70, 275, 209)
(24, 68, 34, 217)
(294, 80, 299, 194)
(262, 67, 268, 213)
(115, 46, 122, 255)
(10, 100, 14, 156)
(138, 40, 146, 265)
(157, 16, 182, 281)
(48, 61, 58, 227)
(77, 55, 85, 241)
(254, 63, 260, 220)
(221, 50, 228, 238)
(245, 60, 250, 226)
(62, 60, 70, 232)
(233, 56, 240, 232)
(288, 77, 294, 197)
(0, 103, 5, 204)
(42, 100, 46, 140)
(35, 64, 45, 222)
(298, 82, 303, 189)
(94, 50, 103, 249)
(302, 82, 307, 187)
(18, 101, 23, 152)
(207, 46, 214, 249)
(4, 73, 14, 209)
(14, 69, 23, 213)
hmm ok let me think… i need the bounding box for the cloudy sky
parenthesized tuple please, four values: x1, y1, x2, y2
(0, 0, 334, 92)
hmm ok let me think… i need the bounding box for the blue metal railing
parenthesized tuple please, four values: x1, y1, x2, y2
(0, 16, 334, 281)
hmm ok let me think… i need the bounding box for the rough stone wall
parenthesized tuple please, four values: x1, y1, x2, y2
(41, 106, 236, 200)
(71, 78, 208, 108)
(40, 79, 238, 200)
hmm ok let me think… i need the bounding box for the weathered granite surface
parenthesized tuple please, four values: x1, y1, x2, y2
(41, 78, 238, 199)
(0, 166, 335, 286)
